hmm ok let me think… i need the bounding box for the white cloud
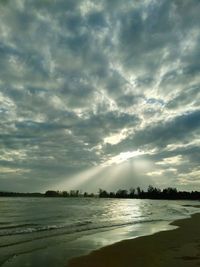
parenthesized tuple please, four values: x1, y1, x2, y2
(156, 155, 183, 166)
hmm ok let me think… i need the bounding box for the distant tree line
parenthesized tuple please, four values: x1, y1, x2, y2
(0, 191, 43, 197)
(98, 186, 200, 200)
(44, 190, 95, 198)
(43, 186, 200, 200)
(0, 186, 200, 200)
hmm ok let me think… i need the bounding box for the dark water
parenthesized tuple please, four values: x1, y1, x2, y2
(0, 197, 199, 267)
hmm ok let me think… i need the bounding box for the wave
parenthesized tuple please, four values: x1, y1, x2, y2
(0, 218, 168, 251)
(0, 218, 165, 238)
(0, 223, 39, 230)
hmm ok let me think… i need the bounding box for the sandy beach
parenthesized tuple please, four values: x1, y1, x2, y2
(67, 212, 200, 267)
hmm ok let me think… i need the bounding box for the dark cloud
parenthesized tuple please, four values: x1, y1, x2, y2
(116, 94, 144, 108)
(104, 109, 200, 156)
(71, 111, 140, 146)
(135, 109, 200, 146)
(86, 11, 107, 28)
(166, 84, 200, 109)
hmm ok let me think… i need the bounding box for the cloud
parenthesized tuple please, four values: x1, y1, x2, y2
(0, 0, 199, 192)
(104, 110, 200, 154)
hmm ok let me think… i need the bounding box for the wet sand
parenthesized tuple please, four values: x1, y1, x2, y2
(67, 213, 200, 267)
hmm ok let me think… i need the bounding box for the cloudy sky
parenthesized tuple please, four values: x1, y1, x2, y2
(0, 0, 200, 193)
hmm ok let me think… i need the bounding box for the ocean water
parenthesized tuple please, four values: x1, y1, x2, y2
(0, 197, 199, 267)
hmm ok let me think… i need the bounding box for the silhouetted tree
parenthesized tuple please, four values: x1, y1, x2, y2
(109, 192, 116, 198)
(63, 191, 69, 197)
(116, 189, 128, 198)
(69, 190, 80, 197)
(147, 185, 161, 199)
(45, 190, 59, 197)
(136, 187, 141, 196)
(129, 188, 136, 198)
(1, 186, 200, 200)
(99, 189, 109, 198)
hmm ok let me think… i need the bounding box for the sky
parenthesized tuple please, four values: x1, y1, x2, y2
(0, 0, 200, 193)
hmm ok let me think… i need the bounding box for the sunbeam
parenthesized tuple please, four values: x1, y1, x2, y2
(56, 165, 108, 191)
(55, 152, 154, 192)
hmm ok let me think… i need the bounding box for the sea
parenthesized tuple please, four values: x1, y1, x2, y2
(0, 197, 199, 267)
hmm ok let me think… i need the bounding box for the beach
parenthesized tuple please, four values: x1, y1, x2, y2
(1, 198, 199, 267)
(67, 212, 200, 267)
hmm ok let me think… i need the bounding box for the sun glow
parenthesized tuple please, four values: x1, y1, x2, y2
(103, 129, 128, 145)
(55, 151, 153, 192)
(104, 150, 145, 166)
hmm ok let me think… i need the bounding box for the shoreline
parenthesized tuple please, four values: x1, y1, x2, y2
(67, 212, 200, 267)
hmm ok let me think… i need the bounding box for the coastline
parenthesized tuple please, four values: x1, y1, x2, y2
(67, 212, 200, 267)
